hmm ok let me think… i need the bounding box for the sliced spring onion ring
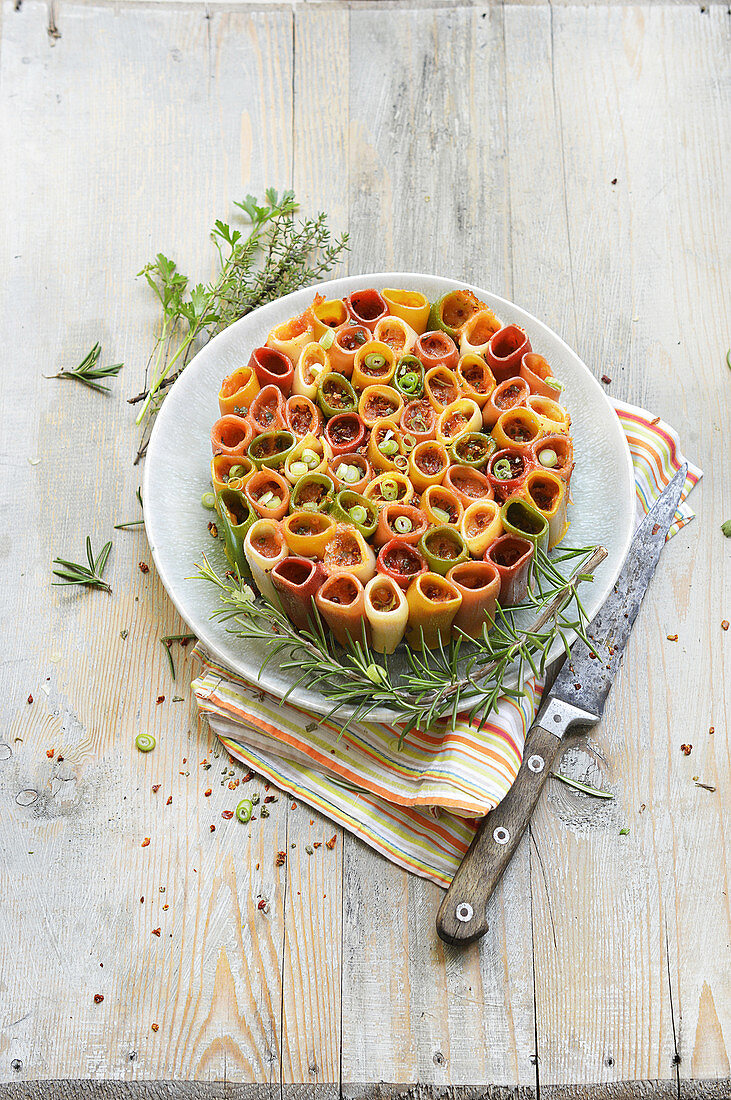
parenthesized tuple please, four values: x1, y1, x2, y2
(381, 478, 398, 501)
(235, 799, 253, 823)
(538, 448, 558, 468)
(289, 461, 309, 478)
(349, 505, 368, 525)
(201, 491, 216, 510)
(492, 458, 513, 480)
(135, 733, 156, 753)
(378, 439, 399, 456)
(430, 506, 450, 524)
(394, 515, 413, 534)
(319, 329, 335, 350)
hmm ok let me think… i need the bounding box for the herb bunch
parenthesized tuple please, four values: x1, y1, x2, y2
(131, 190, 349, 461)
(194, 544, 607, 740)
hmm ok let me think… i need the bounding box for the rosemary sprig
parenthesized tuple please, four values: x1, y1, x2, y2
(46, 343, 123, 394)
(131, 190, 349, 462)
(161, 632, 197, 680)
(115, 487, 145, 530)
(551, 772, 614, 800)
(194, 544, 607, 739)
(52, 536, 113, 592)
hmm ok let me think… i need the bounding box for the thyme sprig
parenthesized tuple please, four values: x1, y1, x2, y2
(194, 544, 607, 740)
(52, 536, 113, 592)
(131, 190, 349, 461)
(46, 343, 123, 394)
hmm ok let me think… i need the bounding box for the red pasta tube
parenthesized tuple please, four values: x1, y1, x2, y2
(530, 433, 574, 482)
(447, 560, 501, 638)
(248, 385, 286, 434)
(364, 575, 409, 654)
(315, 573, 369, 648)
(487, 448, 535, 502)
(520, 352, 562, 398)
(443, 465, 494, 508)
(248, 346, 295, 395)
(218, 365, 260, 417)
(491, 408, 543, 453)
(485, 535, 534, 607)
(286, 395, 323, 439)
(345, 288, 389, 331)
(456, 354, 496, 408)
(486, 325, 532, 383)
(415, 331, 459, 371)
(376, 539, 428, 590)
(408, 440, 449, 493)
(244, 469, 290, 520)
(271, 557, 326, 632)
(324, 412, 368, 457)
(210, 415, 254, 457)
(405, 573, 463, 650)
(328, 323, 370, 375)
(323, 524, 377, 584)
(373, 503, 428, 546)
(400, 399, 437, 443)
(482, 376, 530, 429)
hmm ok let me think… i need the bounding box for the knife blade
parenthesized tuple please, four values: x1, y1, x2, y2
(436, 463, 688, 946)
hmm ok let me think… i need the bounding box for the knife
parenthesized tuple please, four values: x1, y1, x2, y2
(436, 463, 688, 946)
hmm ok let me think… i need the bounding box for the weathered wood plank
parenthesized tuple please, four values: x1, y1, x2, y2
(505, 0, 730, 1089)
(340, 4, 536, 1087)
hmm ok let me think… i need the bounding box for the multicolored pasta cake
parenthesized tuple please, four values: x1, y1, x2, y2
(209, 286, 574, 653)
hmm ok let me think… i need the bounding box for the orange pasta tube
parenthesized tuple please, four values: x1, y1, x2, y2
(359, 385, 404, 428)
(405, 573, 462, 650)
(218, 365, 260, 417)
(363, 472, 414, 509)
(381, 288, 430, 335)
(443, 465, 493, 507)
(519, 469, 569, 549)
(456, 354, 496, 408)
(530, 433, 574, 482)
(248, 385, 286, 434)
(408, 440, 449, 492)
(285, 394, 323, 439)
(461, 499, 503, 556)
(328, 323, 371, 376)
(244, 469, 290, 520)
(363, 575, 409, 653)
(421, 484, 464, 527)
(266, 309, 315, 364)
(435, 398, 482, 445)
(400, 399, 437, 443)
(447, 560, 501, 638)
(415, 331, 459, 372)
(210, 415, 253, 457)
(482, 376, 530, 429)
(492, 408, 543, 453)
(519, 352, 563, 398)
(424, 366, 460, 411)
(322, 524, 376, 584)
(329, 453, 372, 494)
(211, 454, 255, 493)
(315, 574, 369, 649)
(459, 309, 503, 357)
(282, 511, 336, 558)
(368, 420, 406, 472)
(373, 503, 428, 547)
(373, 315, 419, 357)
(351, 341, 397, 390)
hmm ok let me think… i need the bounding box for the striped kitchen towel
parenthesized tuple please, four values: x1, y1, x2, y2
(193, 402, 702, 887)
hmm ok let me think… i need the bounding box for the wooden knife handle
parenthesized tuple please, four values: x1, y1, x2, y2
(436, 721, 563, 945)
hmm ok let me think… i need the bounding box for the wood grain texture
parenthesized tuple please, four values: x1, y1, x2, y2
(0, 0, 729, 1091)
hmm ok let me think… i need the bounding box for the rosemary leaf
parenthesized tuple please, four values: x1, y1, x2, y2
(46, 343, 123, 394)
(551, 772, 614, 800)
(52, 537, 113, 592)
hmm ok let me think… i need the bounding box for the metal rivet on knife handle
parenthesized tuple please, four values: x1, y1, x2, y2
(455, 902, 474, 923)
(493, 827, 510, 844)
(527, 754, 545, 773)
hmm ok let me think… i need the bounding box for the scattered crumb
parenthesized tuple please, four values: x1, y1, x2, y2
(204, 788, 212, 797)
(325, 834, 337, 850)
(46, 748, 54, 758)
(152, 784, 161, 793)
(611, 178, 617, 185)
(257, 899, 269, 913)
(151, 1024, 159, 1033)
(141, 838, 150, 848)
(650, 416, 661, 426)
(207, 522, 218, 538)
(601, 374, 612, 385)
(722, 620, 729, 631)
(619, 827, 630, 836)
(275, 851, 286, 867)
(93, 994, 104, 1004)
(313, 842, 322, 850)
(305, 845, 314, 855)
(166, 796, 172, 806)
(156, 695, 165, 705)
(210, 825, 215, 832)
(680, 744, 692, 756)
(152, 928, 161, 937)
(667, 634, 678, 642)
(221, 810, 234, 819)
(27, 695, 33, 705)
(139, 562, 150, 574)
(709, 726, 715, 734)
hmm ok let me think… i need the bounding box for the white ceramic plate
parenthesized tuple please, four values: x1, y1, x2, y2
(143, 273, 635, 720)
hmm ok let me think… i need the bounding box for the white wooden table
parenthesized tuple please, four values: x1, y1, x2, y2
(1, 1, 729, 1096)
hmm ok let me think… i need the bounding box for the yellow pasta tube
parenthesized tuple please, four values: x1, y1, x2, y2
(292, 342, 330, 399)
(351, 341, 397, 390)
(461, 499, 503, 556)
(435, 398, 482, 445)
(266, 309, 315, 364)
(381, 288, 431, 335)
(526, 396, 571, 435)
(459, 309, 503, 356)
(373, 315, 419, 357)
(405, 573, 462, 650)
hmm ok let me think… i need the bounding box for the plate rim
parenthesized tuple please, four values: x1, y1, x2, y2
(143, 270, 635, 721)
